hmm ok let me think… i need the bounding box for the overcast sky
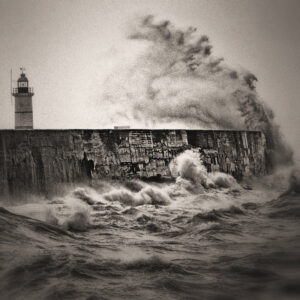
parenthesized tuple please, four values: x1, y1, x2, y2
(0, 0, 299, 157)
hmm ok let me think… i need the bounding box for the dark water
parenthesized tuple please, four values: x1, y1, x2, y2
(1, 151, 300, 300)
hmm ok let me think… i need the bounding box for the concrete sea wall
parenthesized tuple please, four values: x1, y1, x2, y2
(0, 129, 266, 196)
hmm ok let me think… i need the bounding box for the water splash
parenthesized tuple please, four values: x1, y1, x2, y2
(100, 15, 293, 168)
(170, 149, 238, 189)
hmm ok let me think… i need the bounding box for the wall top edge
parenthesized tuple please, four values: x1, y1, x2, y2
(0, 129, 262, 133)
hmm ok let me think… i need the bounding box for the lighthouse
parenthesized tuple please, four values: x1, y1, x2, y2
(12, 68, 34, 130)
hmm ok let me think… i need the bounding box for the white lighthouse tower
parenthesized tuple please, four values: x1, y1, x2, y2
(12, 68, 34, 129)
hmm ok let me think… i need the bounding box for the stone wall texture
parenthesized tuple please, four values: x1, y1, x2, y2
(0, 129, 266, 196)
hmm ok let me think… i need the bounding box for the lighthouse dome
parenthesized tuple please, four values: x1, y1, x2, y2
(18, 73, 29, 82)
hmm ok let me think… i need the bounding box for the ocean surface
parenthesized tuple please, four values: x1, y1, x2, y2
(0, 151, 299, 300)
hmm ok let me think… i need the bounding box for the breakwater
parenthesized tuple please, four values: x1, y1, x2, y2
(0, 129, 266, 196)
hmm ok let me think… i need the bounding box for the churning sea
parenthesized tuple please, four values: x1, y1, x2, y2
(0, 151, 299, 300)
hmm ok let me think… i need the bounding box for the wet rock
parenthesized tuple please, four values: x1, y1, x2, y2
(0, 129, 267, 196)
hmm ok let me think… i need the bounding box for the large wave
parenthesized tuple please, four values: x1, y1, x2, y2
(100, 15, 293, 168)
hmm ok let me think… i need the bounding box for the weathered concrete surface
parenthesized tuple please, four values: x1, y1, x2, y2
(0, 129, 266, 196)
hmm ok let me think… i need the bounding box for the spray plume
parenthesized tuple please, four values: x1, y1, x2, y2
(101, 15, 292, 167)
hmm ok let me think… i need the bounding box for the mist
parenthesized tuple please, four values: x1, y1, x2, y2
(99, 16, 293, 167)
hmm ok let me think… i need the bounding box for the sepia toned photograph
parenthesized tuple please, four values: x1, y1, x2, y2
(0, 0, 299, 299)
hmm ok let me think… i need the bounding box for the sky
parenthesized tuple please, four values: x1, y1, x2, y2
(0, 0, 299, 157)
